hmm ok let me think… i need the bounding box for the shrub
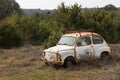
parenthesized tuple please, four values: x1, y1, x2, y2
(0, 23, 23, 48)
(43, 28, 62, 49)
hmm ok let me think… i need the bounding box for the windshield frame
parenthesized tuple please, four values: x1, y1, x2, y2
(57, 36, 76, 46)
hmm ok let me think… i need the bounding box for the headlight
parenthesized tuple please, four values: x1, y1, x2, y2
(57, 53, 62, 61)
(50, 56, 55, 61)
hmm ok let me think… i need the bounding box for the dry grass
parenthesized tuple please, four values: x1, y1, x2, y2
(0, 44, 120, 80)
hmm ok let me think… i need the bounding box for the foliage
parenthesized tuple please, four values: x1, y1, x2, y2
(0, 3, 120, 48)
(56, 3, 82, 31)
(81, 9, 120, 43)
(43, 25, 63, 48)
(19, 13, 50, 45)
(103, 4, 118, 11)
(0, 0, 20, 20)
(0, 12, 23, 48)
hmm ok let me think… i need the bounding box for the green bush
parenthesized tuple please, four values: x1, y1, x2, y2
(0, 3, 120, 49)
(30, 24, 50, 45)
(43, 30, 62, 49)
(0, 23, 23, 48)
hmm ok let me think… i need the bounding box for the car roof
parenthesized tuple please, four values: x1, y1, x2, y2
(63, 32, 100, 37)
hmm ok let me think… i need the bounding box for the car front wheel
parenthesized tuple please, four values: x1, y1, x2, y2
(63, 57, 75, 69)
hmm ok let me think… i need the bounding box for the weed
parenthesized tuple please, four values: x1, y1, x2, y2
(0, 44, 120, 80)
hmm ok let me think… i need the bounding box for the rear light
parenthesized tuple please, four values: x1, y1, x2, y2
(111, 48, 112, 52)
(110, 47, 112, 52)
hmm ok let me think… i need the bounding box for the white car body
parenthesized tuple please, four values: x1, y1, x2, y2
(42, 32, 111, 66)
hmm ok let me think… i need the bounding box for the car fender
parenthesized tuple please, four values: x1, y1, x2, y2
(58, 49, 75, 65)
(96, 46, 110, 57)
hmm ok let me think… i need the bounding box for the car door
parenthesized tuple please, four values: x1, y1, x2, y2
(76, 36, 94, 60)
(92, 35, 104, 57)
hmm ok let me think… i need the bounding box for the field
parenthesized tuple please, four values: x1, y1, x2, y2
(0, 44, 120, 80)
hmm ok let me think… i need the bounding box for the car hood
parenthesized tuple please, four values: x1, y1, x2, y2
(44, 45, 74, 53)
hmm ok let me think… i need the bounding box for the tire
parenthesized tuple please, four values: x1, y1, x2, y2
(44, 59, 49, 66)
(63, 57, 75, 69)
(100, 52, 111, 61)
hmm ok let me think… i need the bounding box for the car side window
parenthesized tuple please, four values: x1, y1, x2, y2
(92, 36, 103, 44)
(77, 36, 91, 46)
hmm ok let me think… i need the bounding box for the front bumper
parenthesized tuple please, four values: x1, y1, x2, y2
(41, 57, 62, 65)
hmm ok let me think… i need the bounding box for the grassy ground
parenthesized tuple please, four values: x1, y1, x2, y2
(0, 44, 120, 80)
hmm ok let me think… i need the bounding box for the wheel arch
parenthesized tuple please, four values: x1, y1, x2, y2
(100, 51, 110, 57)
(65, 56, 75, 60)
(63, 56, 76, 68)
(63, 56, 75, 64)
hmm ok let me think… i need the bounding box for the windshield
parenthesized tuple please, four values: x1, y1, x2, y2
(58, 36, 75, 46)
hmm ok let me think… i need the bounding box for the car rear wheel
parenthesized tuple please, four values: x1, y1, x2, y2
(100, 52, 111, 60)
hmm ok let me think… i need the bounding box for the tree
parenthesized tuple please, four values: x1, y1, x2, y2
(103, 4, 118, 11)
(56, 3, 82, 31)
(0, 12, 23, 48)
(0, 0, 20, 20)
